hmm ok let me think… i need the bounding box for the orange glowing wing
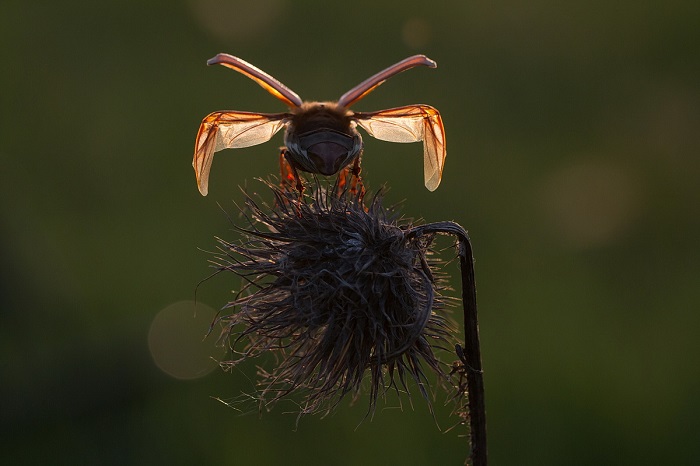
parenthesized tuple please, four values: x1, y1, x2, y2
(353, 105, 446, 191)
(193, 111, 289, 195)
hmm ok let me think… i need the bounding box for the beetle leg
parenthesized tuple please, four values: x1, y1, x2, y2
(279, 148, 305, 196)
(279, 147, 296, 191)
(337, 165, 349, 191)
(277, 148, 304, 216)
(349, 155, 365, 202)
(336, 156, 365, 205)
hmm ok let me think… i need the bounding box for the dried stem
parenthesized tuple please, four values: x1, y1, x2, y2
(407, 222, 487, 466)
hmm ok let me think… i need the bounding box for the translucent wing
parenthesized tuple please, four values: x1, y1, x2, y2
(353, 105, 446, 191)
(193, 111, 289, 195)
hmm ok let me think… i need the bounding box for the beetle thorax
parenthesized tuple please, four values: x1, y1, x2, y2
(287, 102, 354, 135)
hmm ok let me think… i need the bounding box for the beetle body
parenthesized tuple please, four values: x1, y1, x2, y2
(193, 54, 446, 196)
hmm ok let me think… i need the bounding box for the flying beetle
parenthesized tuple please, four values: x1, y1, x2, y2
(192, 53, 446, 196)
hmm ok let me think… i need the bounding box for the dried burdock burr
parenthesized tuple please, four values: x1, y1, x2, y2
(205, 180, 486, 465)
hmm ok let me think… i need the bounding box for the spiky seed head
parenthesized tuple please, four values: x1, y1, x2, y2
(209, 180, 457, 417)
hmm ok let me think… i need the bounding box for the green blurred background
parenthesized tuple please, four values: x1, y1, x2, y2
(2, 0, 699, 464)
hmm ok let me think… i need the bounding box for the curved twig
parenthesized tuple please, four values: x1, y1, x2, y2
(406, 221, 487, 466)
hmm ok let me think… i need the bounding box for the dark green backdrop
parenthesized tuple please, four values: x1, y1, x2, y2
(2, 1, 699, 464)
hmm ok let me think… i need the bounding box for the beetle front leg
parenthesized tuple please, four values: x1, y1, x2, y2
(279, 148, 305, 196)
(279, 147, 295, 191)
(349, 154, 365, 202)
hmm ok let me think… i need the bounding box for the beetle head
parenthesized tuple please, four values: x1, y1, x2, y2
(286, 127, 362, 175)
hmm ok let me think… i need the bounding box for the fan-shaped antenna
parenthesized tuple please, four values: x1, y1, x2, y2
(337, 55, 437, 108)
(208, 53, 303, 108)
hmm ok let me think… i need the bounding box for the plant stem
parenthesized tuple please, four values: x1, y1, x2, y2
(408, 222, 487, 466)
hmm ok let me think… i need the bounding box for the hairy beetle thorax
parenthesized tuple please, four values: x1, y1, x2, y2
(288, 102, 354, 134)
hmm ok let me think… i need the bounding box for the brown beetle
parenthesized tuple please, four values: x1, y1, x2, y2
(193, 54, 446, 196)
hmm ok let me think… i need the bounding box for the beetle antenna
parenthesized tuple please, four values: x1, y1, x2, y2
(337, 55, 437, 108)
(208, 53, 303, 108)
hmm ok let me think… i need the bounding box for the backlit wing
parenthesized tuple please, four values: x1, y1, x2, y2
(193, 111, 289, 196)
(353, 105, 446, 191)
